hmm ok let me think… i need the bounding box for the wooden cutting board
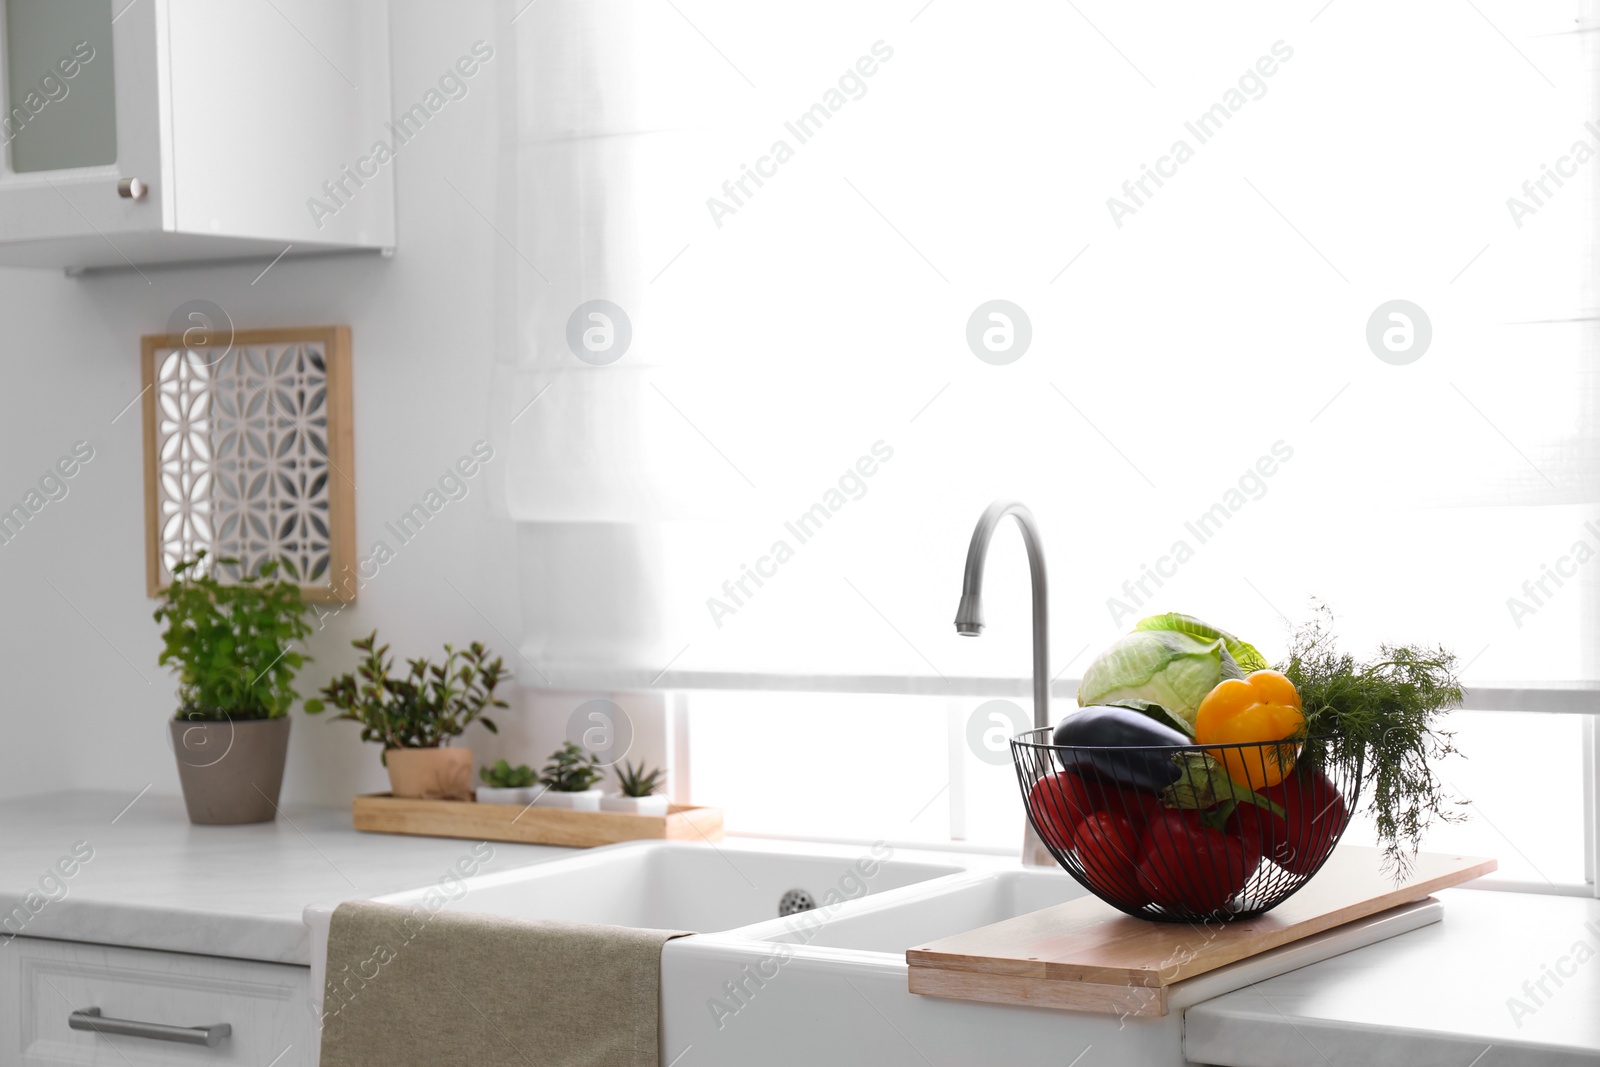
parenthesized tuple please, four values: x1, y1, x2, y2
(906, 847, 1494, 1017)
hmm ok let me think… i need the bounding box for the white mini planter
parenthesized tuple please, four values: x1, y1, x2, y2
(532, 788, 604, 811)
(601, 793, 669, 815)
(475, 786, 535, 805)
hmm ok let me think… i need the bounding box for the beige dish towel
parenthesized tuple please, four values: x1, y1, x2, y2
(319, 900, 691, 1067)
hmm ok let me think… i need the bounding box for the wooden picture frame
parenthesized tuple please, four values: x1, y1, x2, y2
(141, 325, 355, 604)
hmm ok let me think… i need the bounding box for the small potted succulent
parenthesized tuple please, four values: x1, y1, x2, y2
(153, 552, 315, 825)
(601, 759, 669, 815)
(306, 631, 506, 800)
(477, 760, 537, 805)
(533, 741, 605, 810)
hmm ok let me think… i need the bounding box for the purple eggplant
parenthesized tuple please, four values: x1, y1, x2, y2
(1052, 705, 1189, 793)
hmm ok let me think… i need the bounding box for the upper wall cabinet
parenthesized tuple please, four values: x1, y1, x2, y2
(0, 0, 393, 271)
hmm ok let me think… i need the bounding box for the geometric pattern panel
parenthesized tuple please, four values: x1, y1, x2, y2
(142, 326, 355, 603)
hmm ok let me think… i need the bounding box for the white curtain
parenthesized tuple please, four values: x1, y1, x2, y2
(496, 0, 1600, 695)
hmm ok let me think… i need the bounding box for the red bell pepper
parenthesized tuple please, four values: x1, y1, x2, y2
(1136, 806, 1261, 915)
(1069, 809, 1147, 907)
(1028, 772, 1096, 849)
(1229, 768, 1348, 876)
(1028, 771, 1162, 849)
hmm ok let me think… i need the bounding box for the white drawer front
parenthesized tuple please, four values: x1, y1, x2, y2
(0, 937, 313, 1067)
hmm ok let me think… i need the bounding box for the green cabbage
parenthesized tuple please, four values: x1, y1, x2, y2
(1078, 614, 1263, 732)
(1133, 612, 1268, 672)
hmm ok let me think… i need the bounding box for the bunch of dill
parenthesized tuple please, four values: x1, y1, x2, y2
(1278, 604, 1467, 878)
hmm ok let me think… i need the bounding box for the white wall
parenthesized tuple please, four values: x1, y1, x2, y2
(0, 0, 526, 807)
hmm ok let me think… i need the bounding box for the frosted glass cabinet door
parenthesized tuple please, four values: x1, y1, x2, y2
(0, 0, 164, 242)
(6, 0, 117, 172)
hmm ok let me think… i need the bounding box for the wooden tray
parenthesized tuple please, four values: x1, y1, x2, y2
(907, 846, 1494, 1017)
(351, 793, 724, 848)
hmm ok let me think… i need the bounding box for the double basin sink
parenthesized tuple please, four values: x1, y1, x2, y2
(303, 838, 1431, 1067)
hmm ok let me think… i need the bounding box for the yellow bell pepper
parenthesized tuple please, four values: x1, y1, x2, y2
(1194, 669, 1305, 791)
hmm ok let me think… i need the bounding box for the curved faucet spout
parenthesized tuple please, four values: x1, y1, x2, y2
(955, 500, 1050, 730)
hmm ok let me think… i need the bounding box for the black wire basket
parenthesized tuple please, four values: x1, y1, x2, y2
(1012, 726, 1363, 922)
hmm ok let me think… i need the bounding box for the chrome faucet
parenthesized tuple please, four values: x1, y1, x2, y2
(955, 499, 1055, 866)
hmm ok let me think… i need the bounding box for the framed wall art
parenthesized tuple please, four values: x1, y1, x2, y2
(141, 325, 355, 603)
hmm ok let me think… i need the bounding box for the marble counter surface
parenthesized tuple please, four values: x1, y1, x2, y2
(0, 790, 575, 966)
(1184, 887, 1600, 1067)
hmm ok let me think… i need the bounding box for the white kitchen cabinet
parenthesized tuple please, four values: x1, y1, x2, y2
(0, 0, 393, 271)
(0, 935, 315, 1067)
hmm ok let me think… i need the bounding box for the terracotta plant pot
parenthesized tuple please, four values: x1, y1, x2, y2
(169, 716, 290, 825)
(386, 747, 474, 800)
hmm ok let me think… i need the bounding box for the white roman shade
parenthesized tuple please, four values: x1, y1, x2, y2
(494, 0, 1600, 699)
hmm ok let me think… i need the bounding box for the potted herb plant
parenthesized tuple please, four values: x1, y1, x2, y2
(477, 759, 537, 805)
(153, 552, 314, 825)
(601, 759, 669, 815)
(533, 741, 605, 810)
(306, 631, 507, 800)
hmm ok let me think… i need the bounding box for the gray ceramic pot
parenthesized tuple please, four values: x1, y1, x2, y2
(169, 716, 290, 825)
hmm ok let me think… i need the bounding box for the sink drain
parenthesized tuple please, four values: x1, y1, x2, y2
(778, 889, 816, 917)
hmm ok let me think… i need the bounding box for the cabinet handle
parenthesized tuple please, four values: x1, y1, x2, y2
(68, 1007, 231, 1047)
(116, 177, 147, 201)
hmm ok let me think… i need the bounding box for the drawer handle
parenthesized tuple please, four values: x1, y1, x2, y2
(68, 1007, 231, 1048)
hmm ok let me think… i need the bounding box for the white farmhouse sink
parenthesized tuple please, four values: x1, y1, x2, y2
(660, 866, 1447, 1067)
(305, 840, 1445, 1067)
(659, 866, 1162, 1067)
(763, 866, 1085, 952)
(304, 838, 963, 1018)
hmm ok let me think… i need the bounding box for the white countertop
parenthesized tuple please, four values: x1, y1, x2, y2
(7, 790, 1598, 1067)
(1184, 887, 1600, 1067)
(0, 790, 576, 966)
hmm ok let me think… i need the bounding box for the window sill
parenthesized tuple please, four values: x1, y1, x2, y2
(522, 664, 1600, 715)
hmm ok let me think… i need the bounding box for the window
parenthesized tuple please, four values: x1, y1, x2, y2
(501, 1, 1600, 889)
